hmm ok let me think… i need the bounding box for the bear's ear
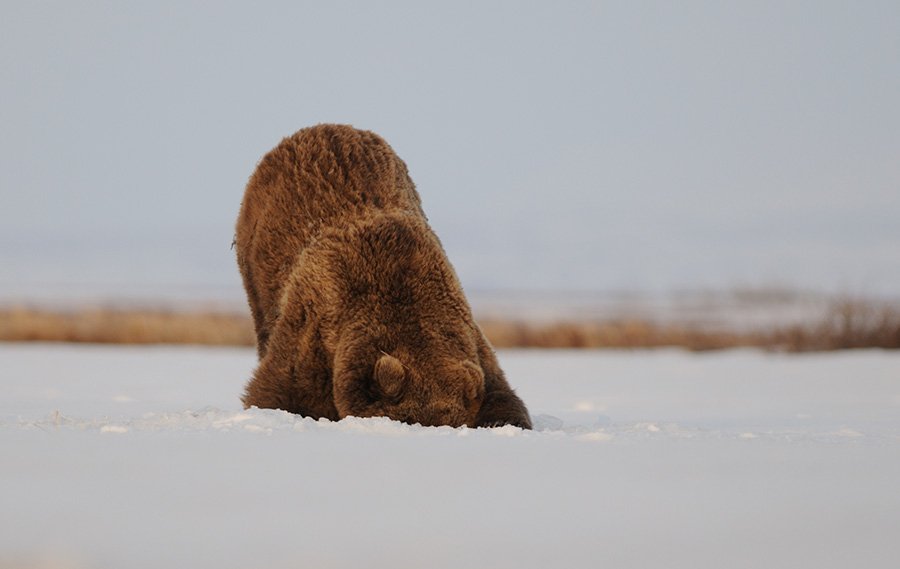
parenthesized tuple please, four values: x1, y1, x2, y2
(374, 353, 407, 399)
(459, 361, 485, 402)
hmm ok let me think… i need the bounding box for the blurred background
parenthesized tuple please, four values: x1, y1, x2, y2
(1, 1, 898, 341)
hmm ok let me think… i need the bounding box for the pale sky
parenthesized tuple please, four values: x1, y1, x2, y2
(2, 1, 898, 299)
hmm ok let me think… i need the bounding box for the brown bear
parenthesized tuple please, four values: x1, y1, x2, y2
(235, 124, 531, 428)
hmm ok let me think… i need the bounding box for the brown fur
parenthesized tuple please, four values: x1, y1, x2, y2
(236, 124, 531, 428)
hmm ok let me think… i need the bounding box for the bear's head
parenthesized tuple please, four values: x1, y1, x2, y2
(332, 349, 485, 427)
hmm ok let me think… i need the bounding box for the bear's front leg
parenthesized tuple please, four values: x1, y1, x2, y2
(476, 388, 532, 429)
(474, 336, 532, 429)
(242, 338, 339, 421)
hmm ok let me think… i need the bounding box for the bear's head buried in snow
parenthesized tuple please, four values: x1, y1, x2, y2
(318, 214, 487, 426)
(235, 124, 531, 429)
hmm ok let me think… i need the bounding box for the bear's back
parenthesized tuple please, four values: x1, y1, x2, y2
(236, 124, 425, 354)
(242, 124, 423, 247)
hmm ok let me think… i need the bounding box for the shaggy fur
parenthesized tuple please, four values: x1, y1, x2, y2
(236, 124, 531, 428)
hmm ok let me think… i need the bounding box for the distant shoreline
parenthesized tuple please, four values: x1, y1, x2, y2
(2, 291, 897, 351)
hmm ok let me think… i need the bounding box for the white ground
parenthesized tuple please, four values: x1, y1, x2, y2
(2, 344, 899, 569)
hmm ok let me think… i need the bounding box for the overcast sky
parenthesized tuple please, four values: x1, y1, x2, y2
(2, 1, 898, 299)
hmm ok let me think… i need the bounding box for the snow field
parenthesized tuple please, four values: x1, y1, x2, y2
(2, 344, 899, 569)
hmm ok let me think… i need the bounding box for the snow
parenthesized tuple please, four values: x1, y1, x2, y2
(2, 344, 899, 569)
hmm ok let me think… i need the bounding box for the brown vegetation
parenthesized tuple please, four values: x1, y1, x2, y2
(769, 299, 900, 351)
(2, 298, 898, 351)
(0, 306, 255, 346)
(480, 319, 757, 351)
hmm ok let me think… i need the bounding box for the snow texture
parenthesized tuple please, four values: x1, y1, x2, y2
(2, 344, 899, 569)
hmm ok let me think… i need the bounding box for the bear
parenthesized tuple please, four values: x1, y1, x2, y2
(235, 124, 531, 428)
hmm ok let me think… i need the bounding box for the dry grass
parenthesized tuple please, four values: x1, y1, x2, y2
(482, 299, 900, 352)
(0, 306, 255, 347)
(770, 299, 900, 351)
(479, 319, 759, 351)
(1, 299, 898, 351)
